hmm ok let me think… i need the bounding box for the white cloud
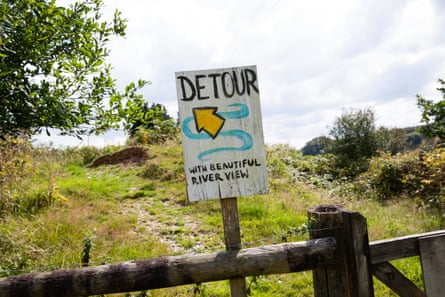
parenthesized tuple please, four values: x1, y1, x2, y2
(33, 130, 127, 148)
(43, 0, 445, 149)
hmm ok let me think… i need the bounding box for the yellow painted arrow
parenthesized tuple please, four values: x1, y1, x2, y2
(193, 107, 225, 139)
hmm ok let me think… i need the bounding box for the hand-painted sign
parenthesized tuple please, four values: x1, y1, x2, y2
(176, 65, 268, 201)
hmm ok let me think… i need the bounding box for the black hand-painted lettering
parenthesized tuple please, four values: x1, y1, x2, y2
(234, 70, 246, 96)
(208, 73, 221, 98)
(195, 74, 209, 100)
(178, 67, 258, 101)
(177, 76, 196, 101)
(244, 69, 259, 95)
(222, 72, 235, 97)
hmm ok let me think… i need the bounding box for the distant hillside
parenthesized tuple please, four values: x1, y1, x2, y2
(301, 126, 435, 156)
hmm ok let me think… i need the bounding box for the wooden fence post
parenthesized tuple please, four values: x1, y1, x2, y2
(308, 205, 374, 297)
(419, 234, 445, 297)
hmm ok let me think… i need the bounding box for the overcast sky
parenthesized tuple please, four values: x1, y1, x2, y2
(36, 0, 445, 148)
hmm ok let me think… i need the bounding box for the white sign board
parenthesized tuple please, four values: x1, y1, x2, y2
(176, 65, 268, 201)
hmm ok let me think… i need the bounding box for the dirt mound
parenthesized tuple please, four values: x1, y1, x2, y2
(88, 146, 148, 168)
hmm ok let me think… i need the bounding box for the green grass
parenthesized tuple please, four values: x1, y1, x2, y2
(0, 141, 443, 296)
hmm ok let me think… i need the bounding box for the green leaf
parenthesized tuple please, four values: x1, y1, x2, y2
(0, 0, 147, 138)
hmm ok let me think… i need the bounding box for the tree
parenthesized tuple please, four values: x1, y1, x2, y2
(374, 127, 406, 155)
(127, 103, 177, 144)
(301, 136, 333, 156)
(0, 0, 148, 138)
(328, 107, 377, 176)
(417, 79, 445, 140)
(406, 132, 423, 149)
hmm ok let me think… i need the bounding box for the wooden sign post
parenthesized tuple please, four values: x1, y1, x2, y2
(176, 65, 268, 297)
(221, 197, 246, 296)
(176, 65, 268, 201)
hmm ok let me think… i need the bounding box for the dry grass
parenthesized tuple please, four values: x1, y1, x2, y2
(0, 141, 443, 296)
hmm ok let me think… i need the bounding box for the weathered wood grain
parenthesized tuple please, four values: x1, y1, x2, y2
(309, 205, 374, 297)
(369, 230, 445, 264)
(372, 262, 426, 297)
(0, 238, 336, 297)
(419, 234, 445, 297)
(221, 197, 246, 297)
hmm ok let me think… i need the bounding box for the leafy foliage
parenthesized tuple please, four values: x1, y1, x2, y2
(417, 148, 445, 208)
(303, 126, 429, 157)
(301, 136, 333, 156)
(0, 137, 32, 215)
(327, 108, 377, 176)
(406, 132, 423, 150)
(0, 142, 442, 296)
(375, 127, 406, 155)
(0, 138, 75, 217)
(417, 78, 445, 140)
(356, 151, 421, 200)
(354, 149, 445, 211)
(127, 103, 178, 145)
(322, 108, 411, 177)
(0, 0, 148, 137)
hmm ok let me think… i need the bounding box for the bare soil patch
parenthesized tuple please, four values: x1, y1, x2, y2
(88, 146, 148, 168)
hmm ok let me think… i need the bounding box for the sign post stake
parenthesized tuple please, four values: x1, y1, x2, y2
(220, 197, 246, 297)
(176, 65, 268, 297)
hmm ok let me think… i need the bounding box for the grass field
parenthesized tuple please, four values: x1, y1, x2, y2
(0, 141, 443, 296)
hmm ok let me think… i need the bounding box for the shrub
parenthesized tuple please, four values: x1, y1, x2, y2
(328, 108, 377, 177)
(418, 148, 445, 208)
(356, 149, 445, 210)
(139, 160, 177, 182)
(267, 156, 288, 179)
(129, 126, 178, 146)
(76, 146, 103, 165)
(0, 139, 83, 216)
(360, 152, 421, 200)
(127, 103, 178, 146)
(266, 144, 305, 179)
(64, 145, 123, 166)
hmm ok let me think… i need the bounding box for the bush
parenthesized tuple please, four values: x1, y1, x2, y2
(355, 149, 445, 210)
(127, 103, 178, 145)
(358, 152, 421, 200)
(266, 144, 302, 179)
(418, 148, 445, 208)
(0, 139, 91, 216)
(129, 126, 178, 146)
(328, 108, 377, 177)
(75, 146, 104, 165)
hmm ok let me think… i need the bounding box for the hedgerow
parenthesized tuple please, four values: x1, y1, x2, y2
(355, 149, 445, 210)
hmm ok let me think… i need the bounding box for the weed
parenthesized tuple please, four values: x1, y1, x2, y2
(0, 143, 443, 296)
(81, 237, 93, 267)
(0, 137, 33, 216)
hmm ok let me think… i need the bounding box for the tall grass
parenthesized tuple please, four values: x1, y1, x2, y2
(0, 138, 33, 215)
(0, 140, 443, 296)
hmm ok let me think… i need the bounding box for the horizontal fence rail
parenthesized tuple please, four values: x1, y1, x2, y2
(1, 205, 444, 297)
(0, 238, 337, 297)
(370, 230, 445, 264)
(369, 230, 445, 297)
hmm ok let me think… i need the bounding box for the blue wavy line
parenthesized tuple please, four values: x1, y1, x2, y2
(181, 103, 253, 160)
(218, 103, 249, 119)
(182, 116, 209, 140)
(197, 130, 253, 161)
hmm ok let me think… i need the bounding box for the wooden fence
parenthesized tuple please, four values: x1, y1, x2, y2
(1, 205, 444, 297)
